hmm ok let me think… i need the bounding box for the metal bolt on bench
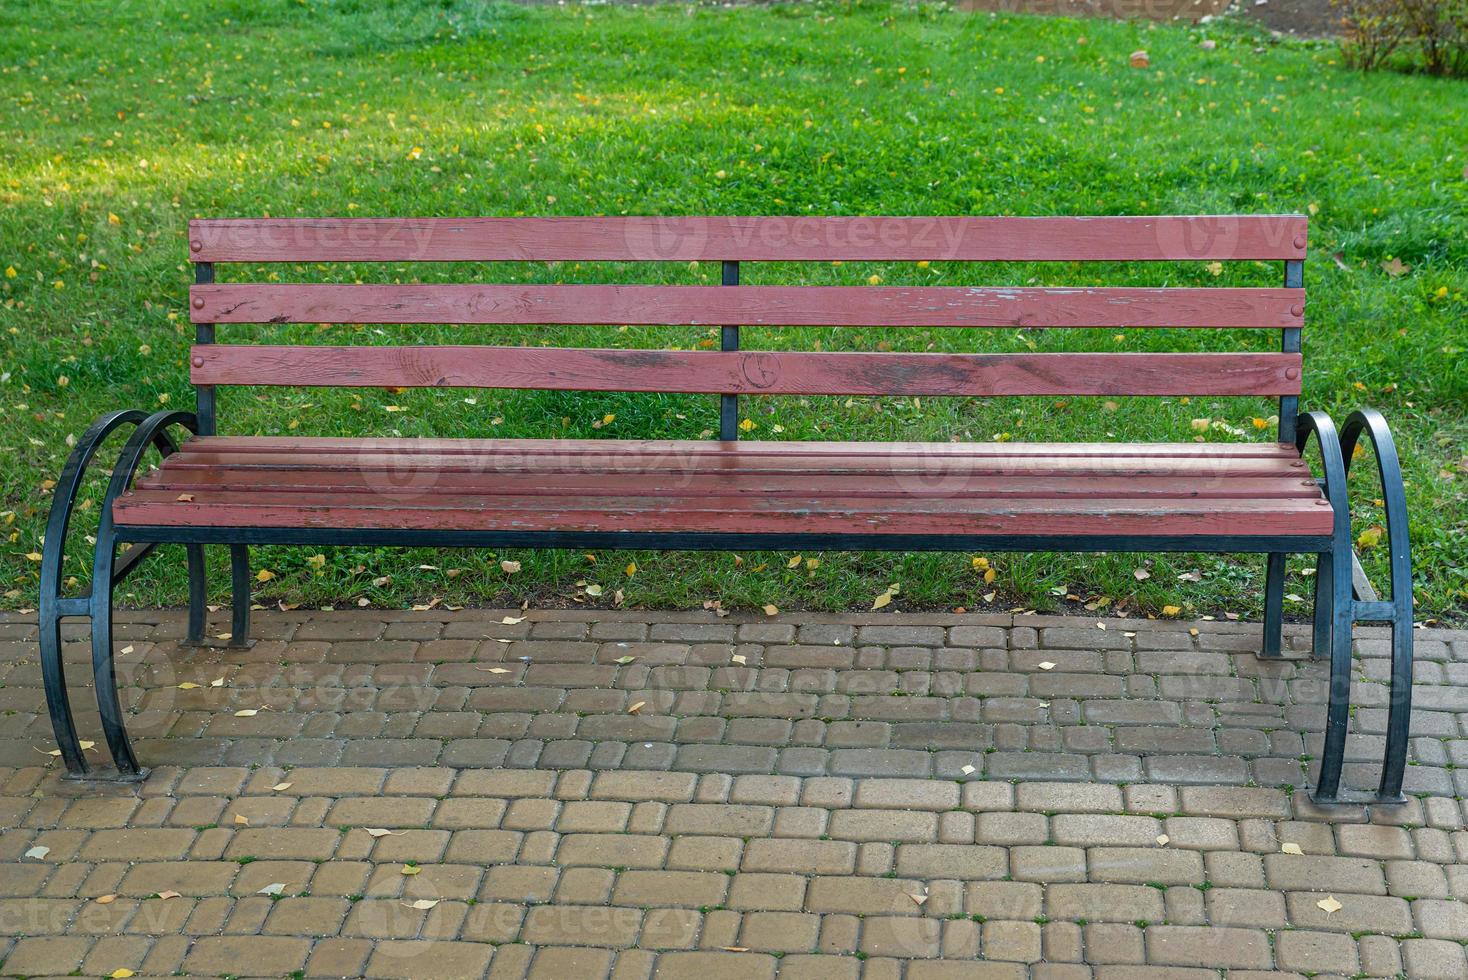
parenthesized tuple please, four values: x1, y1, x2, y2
(38, 215, 1413, 803)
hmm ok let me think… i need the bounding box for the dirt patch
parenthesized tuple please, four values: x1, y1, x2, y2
(1234, 0, 1342, 37)
(955, 0, 1228, 21)
(955, 0, 1342, 36)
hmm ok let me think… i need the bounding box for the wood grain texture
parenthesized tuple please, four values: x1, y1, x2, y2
(113, 488, 1334, 537)
(137, 468, 1324, 500)
(188, 215, 1308, 262)
(120, 434, 1325, 536)
(157, 450, 1308, 480)
(189, 345, 1304, 397)
(184, 435, 1301, 459)
(189, 283, 1305, 329)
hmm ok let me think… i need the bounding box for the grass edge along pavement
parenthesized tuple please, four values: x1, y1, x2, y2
(1, 0, 1464, 620)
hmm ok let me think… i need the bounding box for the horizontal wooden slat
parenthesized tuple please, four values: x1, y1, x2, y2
(137, 468, 1324, 500)
(156, 451, 1307, 480)
(188, 216, 1308, 263)
(189, 346, 1303, 397)
(185, 436, 1302, 459)
(190, 284, 1304, 328)
(113, 488, 1334, 537)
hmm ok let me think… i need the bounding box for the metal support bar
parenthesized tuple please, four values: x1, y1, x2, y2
(1261, 553, 1286, 658)
(1350, 549, 1380, 603)
(229, 544, 252, 647)
(719, 260, 739, 441)
(54, 597, 89, 618)
(195, 262, 216, 437)
(1354, 600, 1396, 622)
(112, 541, 159, 586)
(185, 545, 207, 643)
(1262, 259, 1304, 662)
(1278, 259, 1303, 446)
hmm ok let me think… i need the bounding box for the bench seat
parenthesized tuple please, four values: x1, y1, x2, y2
(115, 436, 1333, 539)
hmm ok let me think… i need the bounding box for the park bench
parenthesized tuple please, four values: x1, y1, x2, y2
(39, 215, 1413, 804)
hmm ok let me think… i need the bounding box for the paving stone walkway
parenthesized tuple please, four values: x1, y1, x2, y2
(0, 608, 1465, 978)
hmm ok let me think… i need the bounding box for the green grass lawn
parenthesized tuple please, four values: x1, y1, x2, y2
(2, 0, 1465, 622)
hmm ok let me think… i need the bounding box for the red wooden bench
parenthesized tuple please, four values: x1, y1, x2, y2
(39, 215, 1414, 803)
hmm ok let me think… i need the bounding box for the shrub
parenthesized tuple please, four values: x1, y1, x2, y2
(1336, 0, 1410, 71)
(1336, 0, 1468, 75)
(1399, 0, 1468, 74)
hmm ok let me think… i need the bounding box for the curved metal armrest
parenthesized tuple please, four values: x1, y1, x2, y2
(1294, 410, 1349, 515)
(1341, 408, 1415, 802)
(1339, 409, 1413, 615)
(1295, 408, 1414, 804)
(38, 410, 198, 777)
(90, 411, 201, 777)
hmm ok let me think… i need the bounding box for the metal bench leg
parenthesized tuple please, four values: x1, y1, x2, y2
(1298, 411, 1353, 804)
(1313, 535, 1354, 803)
(91, 526, 143, 779)
(185, 544, 207, 644)
(1311, 551, 1334, 660)
(38, 608, 86, 776)
(1340, 408, 1414, 804)
(229, 544, 253, 647)
(1260, 553, 1286, 658)
(1377, 610, 1413, 802)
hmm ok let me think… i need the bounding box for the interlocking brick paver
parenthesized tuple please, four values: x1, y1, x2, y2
(1144, 925, 1273, 969)
(6, 609, 1468, 975)
(184, 935, 312, 975)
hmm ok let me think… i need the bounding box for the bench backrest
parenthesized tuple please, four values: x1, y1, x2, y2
(187, 215, 1307, 443)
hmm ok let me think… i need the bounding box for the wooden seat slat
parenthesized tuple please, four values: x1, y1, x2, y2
(136, 468, 1322, 501)
(114, 487, 1333, 537)
(158, 450, 1306, 480)
(186, 436, 1301, 460)
(190, 346, 1303, 397)
(188, 215, 1308, 263)
(190, 283, 1304, 329)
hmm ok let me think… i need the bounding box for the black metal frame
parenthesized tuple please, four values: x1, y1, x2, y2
(1260, 258, 1305, 660)
(1292, 410, 1415, 803)
(36, 243, 1417, 805)
(37, 409, 251, 781)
